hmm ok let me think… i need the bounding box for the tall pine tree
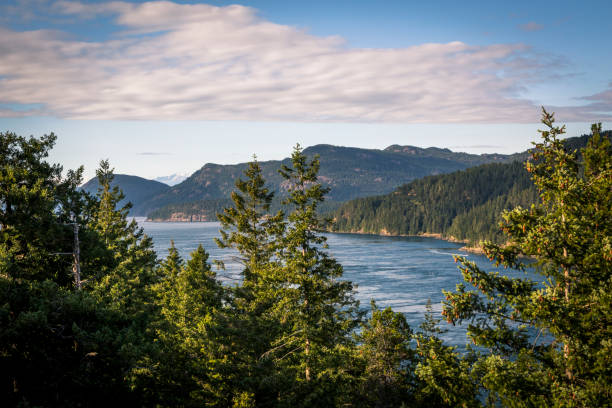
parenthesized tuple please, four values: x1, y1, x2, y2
(269, 145, 361, 405)
(443, 110, 612, 407)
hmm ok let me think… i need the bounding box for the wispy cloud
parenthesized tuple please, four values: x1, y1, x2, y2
(0, 1, 608, 123)
(519, 22, 544, 32)
(138, 152, 172, 156)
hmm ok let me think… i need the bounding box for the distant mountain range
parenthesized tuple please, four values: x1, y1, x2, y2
(82, 143, 521, 218)
(154, 173, 189, 186)
(81, 174, 170, 216)
(81, 132, 607, 226)
(137, 144, 524, 219)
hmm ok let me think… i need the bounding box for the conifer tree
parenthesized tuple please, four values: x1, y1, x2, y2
(443, 110, 612, 407)
(214, 158, 286, 403)
(154, 244, 227, 406)
(413, 300, 479, 407)
(270, 145, 361, 404)
(0, 133, 143, 406)
(89, 160, 157, 276)
(356, 301, 416, 407)
(0, 132, 77, 284)
(215, 157, 283, 283)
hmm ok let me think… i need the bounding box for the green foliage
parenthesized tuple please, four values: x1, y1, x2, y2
(355, 301, 416, 407)
(332, 132, 610, 246)
(413, 300, 480, 407)
(87, 160, 157, 286)
(216, 158, 283, 280)
(0, 279, 140, 407)
(443, 110, 612, 407)
(332, 160, 535, 244)
(139, 144, 517, 220)
(152, 243, 228, 406)
(0, 132, 79, 285)
(264, 145, 362, 404)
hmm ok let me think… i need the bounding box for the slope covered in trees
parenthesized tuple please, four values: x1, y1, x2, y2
(81, 174, 170, 216)
(136, 143, 519, 218)
(331, 132, 611, 245)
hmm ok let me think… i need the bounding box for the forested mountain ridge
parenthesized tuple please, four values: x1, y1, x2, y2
(138, 143, 519, 219)
(81, 174, 170, 216)
(331, 131, 611, 245)
(384, 144, 528, 164)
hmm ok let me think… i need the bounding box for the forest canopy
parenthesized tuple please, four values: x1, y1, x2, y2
(1, 110, 610, 407)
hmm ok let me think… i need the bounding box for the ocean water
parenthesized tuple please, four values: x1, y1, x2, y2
(139, 220, 530, 348)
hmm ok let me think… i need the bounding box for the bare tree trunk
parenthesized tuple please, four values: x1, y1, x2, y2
(72, 222, 82, 290)
(302, 244, 311, 382)
(563, 246, 571, 380)
(305, 336, 311, 382)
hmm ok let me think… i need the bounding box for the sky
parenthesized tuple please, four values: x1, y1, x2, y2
(1, 0, 611, 180)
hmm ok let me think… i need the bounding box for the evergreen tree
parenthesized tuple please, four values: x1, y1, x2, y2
(413, 300, 479, 407)
(88, 160, 157, 278)
(0, 132, 78, 284)
(443, 110, 612, 407)
(0, 133, 142, 406)
(216, 157, 283, 282)
(270, 145, 361, 405)
(214, 158, 286, 404)
(355, 301, 417, 407)
(153, 243, 227, 406)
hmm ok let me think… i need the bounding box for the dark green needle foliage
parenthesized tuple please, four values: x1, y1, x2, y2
(355, 301, 417, 407)
(0, 133, 151, 406)
(443, 110, 612, 407)
(412, 300, 480, 407)
(267, 145, 362, 406)
(0, 132, 80, 284)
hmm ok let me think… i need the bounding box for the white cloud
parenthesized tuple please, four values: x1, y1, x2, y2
(0, 1, 609, 123)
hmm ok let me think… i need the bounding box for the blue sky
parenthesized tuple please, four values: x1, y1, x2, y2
(1, 0, 610, 180)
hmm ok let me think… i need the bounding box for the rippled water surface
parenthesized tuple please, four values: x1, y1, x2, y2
(139, 220, 525, 347)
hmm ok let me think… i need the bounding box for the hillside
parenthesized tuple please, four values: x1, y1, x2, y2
(330, 132, 611, 245)
(137, 144, 519, 219)
(81, 174, 170, 216)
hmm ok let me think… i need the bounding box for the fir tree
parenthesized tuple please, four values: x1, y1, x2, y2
(214, 158, 286, 404)
(443, 110, 612, 407)
(270, 145, 361, 404)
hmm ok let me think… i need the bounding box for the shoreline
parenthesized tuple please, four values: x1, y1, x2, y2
(327, 229, 486, 253)
(143, 219, 489, 255)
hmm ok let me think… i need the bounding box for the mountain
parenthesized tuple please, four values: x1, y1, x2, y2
(137, 144, 520, 218)
(331, 161, 536, 245)
(154, 173, 190, 186)
(81, 174, 171, 216)
(330, 132, 611, 245)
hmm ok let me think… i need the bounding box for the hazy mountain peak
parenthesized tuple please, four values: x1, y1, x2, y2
(154, 173, 190, 186)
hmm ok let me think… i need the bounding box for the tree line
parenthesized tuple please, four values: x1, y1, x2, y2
(331, 131, 611, 247)
(1, 110, 610, 407)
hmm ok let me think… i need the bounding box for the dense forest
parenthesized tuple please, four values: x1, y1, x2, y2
(1, 111, 610, 407)
(132, 143, 520, 218)
(331, 131, 611, 246)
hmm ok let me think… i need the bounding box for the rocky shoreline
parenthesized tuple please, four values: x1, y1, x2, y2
(328, 228, 487, 253)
